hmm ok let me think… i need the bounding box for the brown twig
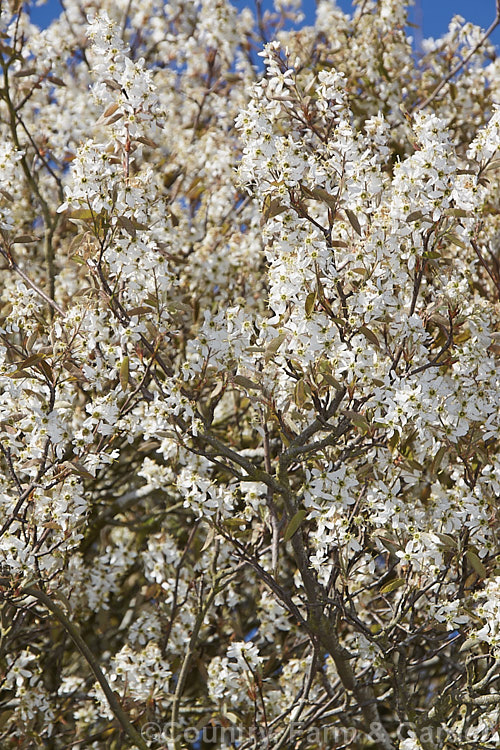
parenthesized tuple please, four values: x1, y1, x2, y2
(262, 417, 281, 578)
(471, 238, 500, 297)
(0, 245, 65, 317)
(413, 1, 500, 112)
(0, 580, 149, 750)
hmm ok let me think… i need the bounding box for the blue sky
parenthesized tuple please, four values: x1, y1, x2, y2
(29, 0, 500, 49)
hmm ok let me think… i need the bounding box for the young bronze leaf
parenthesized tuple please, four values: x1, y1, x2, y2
(345, 208, 362, 236)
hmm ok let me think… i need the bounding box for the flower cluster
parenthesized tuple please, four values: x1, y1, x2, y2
(0, 1, 498, 749)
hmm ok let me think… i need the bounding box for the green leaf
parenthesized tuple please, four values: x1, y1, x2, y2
(0, 412, 24, 427)
(265, 333, 286, 359)
(12, 235, 38, 244)
(459, 637, 481, 653)
(406, 210, 425, 222)
(18, 354, 45, 368)
(302, 184, 339, 208)
(343, 410, 369, 433)
(210, 381, 224, 398)
(0, 188, 14, 202)
(224, 517, 247, 529)
(68, 208, 96, 220)
(374, 534, 399, 555)
(446, 233, 468, 250)
(466, 550, 487, 578)
(120, 356, 129, 391)
(358, 325, 380, 347)
(104, 111, 124, 125)
(38, 359, 53, 382)
(66, 460, 95, 480)
(261, 195, 287, 226)
(102, 102, 121, 119)
(444, 208, 471, 218)
(200, 527, 216, 552)
(284, 510, 308, 542)
(14, 68, 37, 78)
(233, 374, 261, 390)
(432, 445, 447, 474)
(223, 712, 241, 725)
(380, 577, 406, 594)
(483, 159, 500, 174)
(436, 532, 457, 549)
(321, 371, 343, 390)
(136, 135, 159, 149)
(117, 215, 137, 238)
(127, 305, 154, 317)
(305, 291, 316, 317)
(294, 378, 306, 408)
(48, 75, 66, 87)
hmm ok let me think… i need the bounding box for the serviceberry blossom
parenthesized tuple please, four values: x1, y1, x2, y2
(0, 2, 499, 749)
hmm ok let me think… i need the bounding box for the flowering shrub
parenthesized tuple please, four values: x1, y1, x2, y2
(0, 1, 499, 748)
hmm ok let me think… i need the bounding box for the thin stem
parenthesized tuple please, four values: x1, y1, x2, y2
(170, 570, 236, 749)
(471, 238, 500, 297)
(414, 2, 500, 112)
(1, 59, 58, 306)
(0, 245, 65, 317)
(262, 416, 280, 577)
(0, 581, 148, 750)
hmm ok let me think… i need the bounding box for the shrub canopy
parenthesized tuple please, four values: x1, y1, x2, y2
(0, 1, 499, 749)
